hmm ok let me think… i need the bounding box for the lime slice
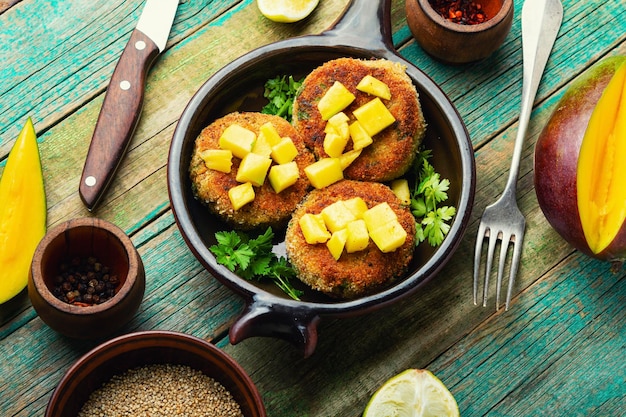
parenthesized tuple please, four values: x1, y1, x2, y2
(256, 0, 320, 23)
(363, 369, 460, 417)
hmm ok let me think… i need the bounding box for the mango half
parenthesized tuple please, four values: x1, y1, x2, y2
(534, 56, 626, 264)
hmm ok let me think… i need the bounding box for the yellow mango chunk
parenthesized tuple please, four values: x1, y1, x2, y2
(228, 182, 255, 210)
(342, 197, 368, 218)
(321, 201, 357, 232)
(236, 153, 272, 187)
(353, 98, 396, 136)
(369, 220, 407, 253)
(323, 131, 350, 158)
(338, 149, 362, 170)
(219, 124, 256, 159)
(327, 229, 348, 261)
(299, 213, 331, 244)
(304, 158, 344, 189)
(0, 118, 47, 304)
(345, 219, 370, 253)
(356, 74, 392, 100)
(259, 122, 282, 146)
(363, 202, 398, 231)
(271, 137, 299, 164)
(391, 179, 411, 205)
(349, 120, 374, 150)
(317, 81, 356, 120)
(327, 112, 350, 139)
(268, 161, 299, 193)
(577, 61, 626, 254)
(251, 131, 274, 157)
(200, 149, 233, 173)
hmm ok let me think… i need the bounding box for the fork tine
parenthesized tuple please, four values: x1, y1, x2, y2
(505, 235, 524, 310)
(495, 231, 513, 309)
(472, 223, 488, 305)
(481, 228, 499, 307)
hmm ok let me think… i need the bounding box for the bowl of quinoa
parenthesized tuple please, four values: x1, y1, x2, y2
(45, 330, 266, 417)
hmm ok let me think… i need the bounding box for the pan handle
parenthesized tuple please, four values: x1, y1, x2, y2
(322, 0, 394, 53)
(229, 296, 321, 358)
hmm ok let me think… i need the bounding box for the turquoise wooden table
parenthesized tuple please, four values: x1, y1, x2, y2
(1, 0, 625, 415)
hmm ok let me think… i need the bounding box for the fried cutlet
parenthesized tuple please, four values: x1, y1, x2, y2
(189, 112, 315, 230)
(285, 180, 416, 299)
(292, 57, 426, 182)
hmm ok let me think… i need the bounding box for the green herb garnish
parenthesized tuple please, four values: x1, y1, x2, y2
(210, 227, 303, 300)
(261, 75, 303, 122)
(410, 150, 456, 247)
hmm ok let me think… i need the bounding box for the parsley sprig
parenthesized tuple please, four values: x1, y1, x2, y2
(210, 227, 303, 300)
(410, 150, 456, 247)
(260, 75, 303, 122)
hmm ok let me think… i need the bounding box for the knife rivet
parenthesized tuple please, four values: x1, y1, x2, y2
(135, 40, 146, 51)
(120, 80, 131, 91)
(85, 176, 97, 187)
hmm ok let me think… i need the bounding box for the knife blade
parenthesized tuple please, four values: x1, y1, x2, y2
(79, 0, 178, 211)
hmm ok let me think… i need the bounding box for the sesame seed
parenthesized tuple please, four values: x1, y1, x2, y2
(78, 363, 244, 417)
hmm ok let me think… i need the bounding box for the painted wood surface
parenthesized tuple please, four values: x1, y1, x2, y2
(1, 0, 625, 416)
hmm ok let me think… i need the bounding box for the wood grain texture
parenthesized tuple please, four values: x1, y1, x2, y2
(1, 0, 625, 416)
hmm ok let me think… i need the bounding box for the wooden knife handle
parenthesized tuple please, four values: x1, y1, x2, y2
(79, 29, 160, 211)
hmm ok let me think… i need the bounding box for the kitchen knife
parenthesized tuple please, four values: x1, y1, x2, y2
(79, 0, 178, 211)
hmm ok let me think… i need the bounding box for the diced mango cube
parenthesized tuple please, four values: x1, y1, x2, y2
(199, 149, 232, 173)
(228, 182, 255, 210)
(349, 120, 374, 150)
(326, 229, 348, 260)
(321, 201, 357, 232)
(251, 131, 274, 157)
(219, 124, 256, 159)
(363, 202, 398, 231)
(356, 74, 392, 100)
(304, 158, 344, 189)
(258, 122, 282, 147)
(327, 111, 350, 126)
(343, 197, 368, 218)
(323, 131, 349, 158)
(369, 220, 407, 253)
(338, 149, 362, 170)
(236, 153, 272, 187)
(353, 98, 396, 136)
(271, 137, 299, 164)
(299, 213, 331, 244)
(345, 219, 370, 253)
(327, 112, 350, 139)
(317, 81, 356, 120)
(268, 161, 299, 193)
(391, 179, 411, 205)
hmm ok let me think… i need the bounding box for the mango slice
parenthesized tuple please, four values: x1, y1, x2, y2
(0, 118, 47, 304)
(577, 61, 626, 254)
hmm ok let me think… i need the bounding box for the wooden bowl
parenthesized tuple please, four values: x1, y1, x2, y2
(405, 0, 514, 64)
(45, 330, 266, 417)
(28, 217, 145, 339)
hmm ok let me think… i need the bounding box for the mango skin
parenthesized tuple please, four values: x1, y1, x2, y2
(534, 56, 626, 262)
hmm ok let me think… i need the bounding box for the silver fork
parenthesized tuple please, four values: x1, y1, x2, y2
(473, 0, 563, 310)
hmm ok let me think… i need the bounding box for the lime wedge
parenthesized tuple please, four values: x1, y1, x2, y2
(363, 369, 460, 417)
(256, 0, 320, 23)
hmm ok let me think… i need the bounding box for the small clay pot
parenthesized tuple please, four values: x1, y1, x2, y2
(45, 330, 266, 417)
(406, 0, 514, 64)
(28, 217, 145, 339)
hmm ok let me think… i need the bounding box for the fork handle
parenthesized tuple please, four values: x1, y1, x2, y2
(504, 0, 563, 195)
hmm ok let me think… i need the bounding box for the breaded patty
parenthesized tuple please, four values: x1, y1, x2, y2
(292, 58, 426, 182)
(189, 112, 315, 230)
(285, 180, 416, 299)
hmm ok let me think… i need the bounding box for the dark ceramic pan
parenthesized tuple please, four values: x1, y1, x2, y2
(168, 0, 476, 357)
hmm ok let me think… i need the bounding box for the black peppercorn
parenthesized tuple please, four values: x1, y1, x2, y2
(52, 255, 119, 306)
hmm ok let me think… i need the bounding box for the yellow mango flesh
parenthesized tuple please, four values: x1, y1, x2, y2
(304, 157, 344, 189)
(271, 137, 298, 164)
(219, 124, 256, 159)
(299, 213, 331, 244)
(326, 229, 348, 260)
(345, 219, 369, 253)
(0, 118, 47, 304)
(577, 62, 626, 254)
(228, 182, 255, 210)
(268, 161, 299, 193)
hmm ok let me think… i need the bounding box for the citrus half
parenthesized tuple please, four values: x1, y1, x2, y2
(363, 369, 460, 417)
(257, 0, 320, 23)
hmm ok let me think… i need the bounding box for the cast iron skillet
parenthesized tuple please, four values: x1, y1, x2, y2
(168, 0, 476, 357)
